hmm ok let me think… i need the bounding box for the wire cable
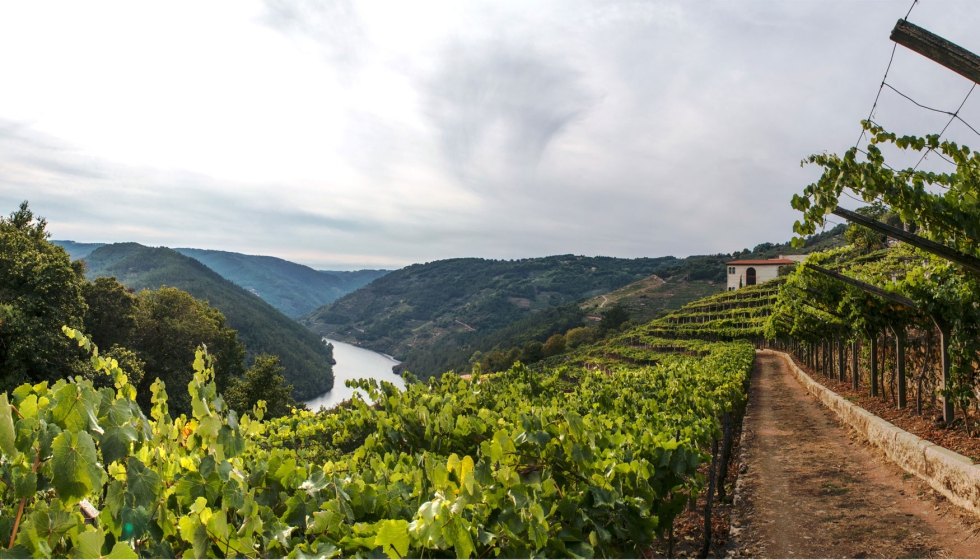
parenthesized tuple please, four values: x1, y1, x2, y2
(882, 83, 980, 138)
(854, 44, 899, 150)
(904, 0, 918, 20)
(914, 83, 978, 170)
(853, 0, 918, 150)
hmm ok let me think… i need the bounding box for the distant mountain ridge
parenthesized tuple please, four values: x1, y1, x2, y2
(79, 242, 336, 401)
(52, 240, 388, 318)
(53, 240, 106, 260)
(173, 248, 387, 318)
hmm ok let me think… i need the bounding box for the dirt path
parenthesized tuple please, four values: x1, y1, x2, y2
(729, 352, 979, 559)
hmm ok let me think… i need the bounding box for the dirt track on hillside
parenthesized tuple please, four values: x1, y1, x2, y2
(729, 353, 980, 558)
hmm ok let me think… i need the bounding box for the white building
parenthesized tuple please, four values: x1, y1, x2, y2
(726, 255, 802, 291)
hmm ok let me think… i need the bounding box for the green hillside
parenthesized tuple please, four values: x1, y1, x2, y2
(302, 255, 681, 375)
(304, 227, 847, 379)
(174, 248, 388, 317)
(82, 243, 335, 400)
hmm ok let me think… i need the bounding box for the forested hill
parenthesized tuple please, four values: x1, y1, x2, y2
(301, 255, 680, 368)
(53, 240, 388, 318)
(302, 227, 848, 379)
(173, 248, 388, 318)
(82, 243, 335, 400)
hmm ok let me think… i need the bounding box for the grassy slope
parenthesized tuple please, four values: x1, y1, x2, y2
(174, 248, 387, 318)
(581, 275, 723, 324)
(83, 243, 335, 400)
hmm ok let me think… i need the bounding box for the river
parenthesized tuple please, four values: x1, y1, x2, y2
(303, 338, 404, 411)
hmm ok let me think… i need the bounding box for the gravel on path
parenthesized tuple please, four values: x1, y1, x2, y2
(729, 352, 980, 559)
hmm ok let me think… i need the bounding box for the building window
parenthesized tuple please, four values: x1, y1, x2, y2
(746, 267, 757, 286)
(728, 266, 735, 275)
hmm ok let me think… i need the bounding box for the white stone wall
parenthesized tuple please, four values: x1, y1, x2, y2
(726, 264, 783, 291)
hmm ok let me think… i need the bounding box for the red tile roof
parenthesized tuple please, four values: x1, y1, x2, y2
(726, 259, 796, 265)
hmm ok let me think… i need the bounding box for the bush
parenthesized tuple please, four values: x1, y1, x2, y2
(542, 334, 567, 357)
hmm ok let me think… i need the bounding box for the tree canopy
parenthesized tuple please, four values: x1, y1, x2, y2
(0, 202, 87, 392)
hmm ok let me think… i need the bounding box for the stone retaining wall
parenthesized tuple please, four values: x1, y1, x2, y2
(761, 349, 980, 517)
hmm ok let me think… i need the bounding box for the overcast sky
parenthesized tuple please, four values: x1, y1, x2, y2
(2, 1, 979, 270)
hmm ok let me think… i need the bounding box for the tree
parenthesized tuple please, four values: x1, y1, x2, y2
(599, 305, 630, 333)
(520, 341, 544, 364)
(0, 202, 87, 392)
(82, 276, 137, 350)
(129, 287, 246, 417)
(225, 355, 299, 419)
(542, 334, 566, 357)
(565, 326, 594, 348)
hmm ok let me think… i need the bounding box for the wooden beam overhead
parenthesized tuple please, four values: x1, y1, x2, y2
(890, 19, 980, 85)
(831, 206, 980, 275)
(803, 263, 920, 312)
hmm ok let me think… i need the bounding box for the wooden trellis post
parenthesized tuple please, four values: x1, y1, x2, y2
(894, 326, 907, 409)
(870, 333, 879, 398)
(935, 319, 954, 423)
(851, 339, 859, 390)
(837, 335, 845, 383)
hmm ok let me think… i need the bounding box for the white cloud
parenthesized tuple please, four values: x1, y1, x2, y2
(2, 0, 979, 268)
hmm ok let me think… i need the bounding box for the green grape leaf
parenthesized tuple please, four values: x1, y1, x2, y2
(119, 504, 150, 540)
(197, 415, 220, 441)
(0, 545, 31, 559)
(51, 383, 102, 434)
(217, 425, 244, 458)
(199, 456, 216, 479)
(192, 524, 211, 559)
(126, 456, 162, 509)
(445, 516, 475, 559)
(32, 504, 78, 546)
(174, 471, 206, 507)
(51, 430, 102, 503)
(101, 398, 132, 429)
(13, 468, 37, 499)
(106, 542, 139, 559)
(206, 510, 229, 541)
(17, 394, 37, 420)
(221, 479, 244, 511)
(375, 519, 410, 558)
(99, 425, 138, 465)
(0, 393, 17, 457)
(38, 421, 63, 460)
(128, 402, 153, 441)
(72, 529, 104, 559)
(105, 480, 125, 517)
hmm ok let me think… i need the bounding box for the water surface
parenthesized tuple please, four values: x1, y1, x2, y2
(304, 338, 403, 411)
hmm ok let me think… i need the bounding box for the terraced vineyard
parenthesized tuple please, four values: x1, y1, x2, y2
(643, 280, 782, 341)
